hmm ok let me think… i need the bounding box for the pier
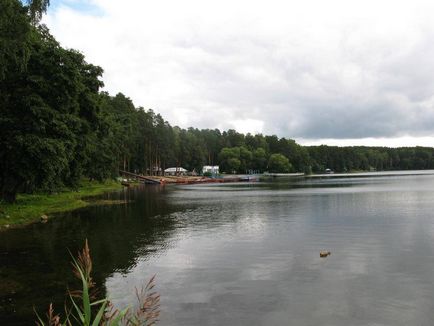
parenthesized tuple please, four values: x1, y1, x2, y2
(119, 170, 162, 184)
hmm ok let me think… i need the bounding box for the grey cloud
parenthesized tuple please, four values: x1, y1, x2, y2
(179, 31, 434, 139)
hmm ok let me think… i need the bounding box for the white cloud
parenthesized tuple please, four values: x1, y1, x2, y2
(230, 119, 264, 135)
(44, 0, 434, 146)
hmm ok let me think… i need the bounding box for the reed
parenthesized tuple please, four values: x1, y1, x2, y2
(35, 240, 160, 326)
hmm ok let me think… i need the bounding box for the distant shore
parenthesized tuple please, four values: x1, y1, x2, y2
(305, 170, 434, 178)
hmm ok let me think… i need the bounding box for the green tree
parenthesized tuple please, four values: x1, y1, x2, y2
(252, 148, 268, 172)
(227, 158, 241, 173)
(0, 15, 104, 201)
(218, 147, 241, 173)
(239, 146, 252, 172)
(26, 0, 50, 23)
(268, 154, 292, 173)
(0, 0, 32, 80)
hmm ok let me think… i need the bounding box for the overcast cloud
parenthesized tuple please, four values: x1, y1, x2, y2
(44, 0, 434, 146)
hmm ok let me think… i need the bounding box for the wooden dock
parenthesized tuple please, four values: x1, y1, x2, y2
(119, 170, 162, 184)
(119, 171, 262, 186)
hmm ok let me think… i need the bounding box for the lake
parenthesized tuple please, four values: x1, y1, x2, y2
(2, 171, 434, 325)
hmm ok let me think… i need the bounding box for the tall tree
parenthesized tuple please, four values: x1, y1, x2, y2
(0, 12, 104, 201)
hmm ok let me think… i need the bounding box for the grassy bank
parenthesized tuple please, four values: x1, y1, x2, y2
(0, 180, 123, 228)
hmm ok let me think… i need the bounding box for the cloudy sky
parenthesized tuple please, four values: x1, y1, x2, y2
(44, 0, 434, 146)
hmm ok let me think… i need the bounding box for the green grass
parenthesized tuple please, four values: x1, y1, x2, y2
(0, 180, 123, 228)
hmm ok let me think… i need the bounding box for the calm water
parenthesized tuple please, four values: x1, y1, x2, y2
(2, 172, 434, 325)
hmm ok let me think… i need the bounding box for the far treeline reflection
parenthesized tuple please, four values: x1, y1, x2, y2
(2, 0, 434, 203)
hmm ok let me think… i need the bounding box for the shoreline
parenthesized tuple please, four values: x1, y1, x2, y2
(0, 180, 123, 230)
(3, 169, 433, 230)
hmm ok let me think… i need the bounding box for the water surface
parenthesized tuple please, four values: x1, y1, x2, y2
(2, 172, 434, 325)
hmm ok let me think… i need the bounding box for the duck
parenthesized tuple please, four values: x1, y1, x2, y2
(320, 250, 331, 258)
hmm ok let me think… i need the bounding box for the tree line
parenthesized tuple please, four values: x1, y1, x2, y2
(1, 0, 434, 202)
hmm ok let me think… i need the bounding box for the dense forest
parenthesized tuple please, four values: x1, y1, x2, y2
(1, 0, 434, 202)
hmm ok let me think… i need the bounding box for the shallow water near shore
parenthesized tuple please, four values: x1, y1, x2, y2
(2, 171, 434, 325)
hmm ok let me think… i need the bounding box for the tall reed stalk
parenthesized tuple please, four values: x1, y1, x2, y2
(35, 240, 160, 326)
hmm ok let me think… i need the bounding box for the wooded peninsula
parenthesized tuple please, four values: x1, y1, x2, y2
(2, 0, 434, 204)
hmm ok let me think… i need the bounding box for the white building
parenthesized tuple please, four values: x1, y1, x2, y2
(164, 167, 187, 176)
(202, 165, 219, 175)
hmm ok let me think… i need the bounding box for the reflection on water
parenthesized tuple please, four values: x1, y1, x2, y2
(0, 186, 178, 325)
(3, 173, 434, 325)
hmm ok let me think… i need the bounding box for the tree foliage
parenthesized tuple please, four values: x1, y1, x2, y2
(268, 154, 292, 173)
